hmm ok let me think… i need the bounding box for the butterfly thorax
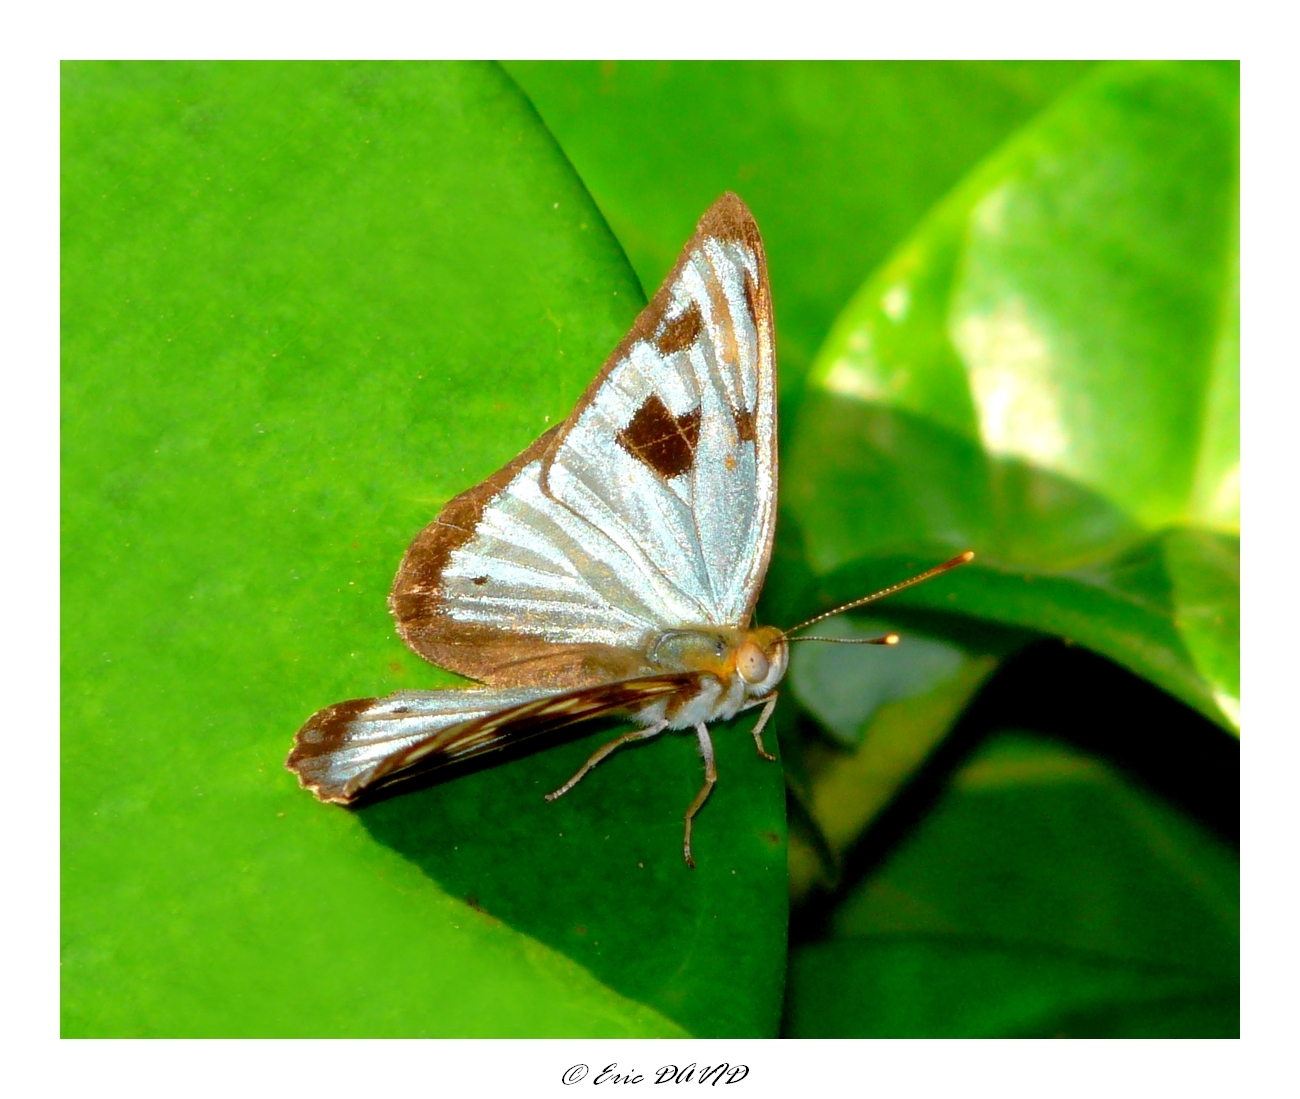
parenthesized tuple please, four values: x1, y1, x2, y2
(638, 624, 788, 730)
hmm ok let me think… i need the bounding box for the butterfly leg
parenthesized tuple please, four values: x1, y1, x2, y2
(682, 723, 718, 868)
(738, 693, 779, 761)
(544, 720, 669, 803)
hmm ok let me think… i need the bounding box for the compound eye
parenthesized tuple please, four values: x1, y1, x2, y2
(736, 641, 770, 685)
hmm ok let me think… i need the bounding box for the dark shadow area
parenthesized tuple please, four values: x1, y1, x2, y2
(783, 931, 1239, 1038)
(789, 639, 1240, 948)
(343, 718, 628, 808)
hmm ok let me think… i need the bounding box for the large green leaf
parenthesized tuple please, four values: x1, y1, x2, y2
(62, 61, 785, 1037)
(506, 61, 1096, 390)
(785, 62, 1239, 729)
(784, 730, 1239, 1037)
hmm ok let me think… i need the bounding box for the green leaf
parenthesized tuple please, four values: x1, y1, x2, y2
(784, 618, 1001, 899)
(786, 62, 1239, 728)
(506, 61, 1097, 389)
(62, 61, 785, 1037)
(786, 939, 1238, 1038)
(784, 731, 1239, 1037)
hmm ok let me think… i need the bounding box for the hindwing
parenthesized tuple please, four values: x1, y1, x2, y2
(287, 673, 704, 803)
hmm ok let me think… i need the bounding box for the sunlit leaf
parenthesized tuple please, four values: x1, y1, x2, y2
(786, 62, 1239, 728)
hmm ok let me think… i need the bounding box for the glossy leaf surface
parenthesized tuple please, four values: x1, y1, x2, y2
(61, 61, 786, 1037)
(507, 61, 1096, 389)
(785, 62, 1239, 728)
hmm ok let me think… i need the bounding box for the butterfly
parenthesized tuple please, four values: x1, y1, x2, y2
(286, 193, 972, 867)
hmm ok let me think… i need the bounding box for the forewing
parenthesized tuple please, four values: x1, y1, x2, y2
(392, 193, 777, 687)
(286, 674, 702, 803)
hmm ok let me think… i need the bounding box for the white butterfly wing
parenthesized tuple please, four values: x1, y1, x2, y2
(288, 675, 701, 803)
(391, 194, 776, 689)
(288, 686, 552, 801)
(547, 230, 775, 628)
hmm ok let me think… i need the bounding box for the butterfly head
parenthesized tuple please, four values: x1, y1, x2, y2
(736, 625, 788, 696)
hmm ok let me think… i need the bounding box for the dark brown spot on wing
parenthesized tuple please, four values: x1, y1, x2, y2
(732, 403, 758, 444)
(616, 394, 701, 479)
(471, 575, 489, 586)
(743, 268, 760, 327)
(656, 301, 702, 355)
(543, 191, 764, 491)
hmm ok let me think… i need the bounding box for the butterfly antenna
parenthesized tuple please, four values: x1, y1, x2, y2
(782, 551, 975, 641)
(787, 633, 900, 646)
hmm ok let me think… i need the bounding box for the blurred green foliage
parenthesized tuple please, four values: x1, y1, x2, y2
(62, 61, 1238, 1037)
